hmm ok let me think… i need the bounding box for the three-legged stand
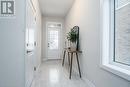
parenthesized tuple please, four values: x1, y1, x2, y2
(62, 49, 70, 66)
(62, 48, 82, 79)
(69, 52, 82, 79)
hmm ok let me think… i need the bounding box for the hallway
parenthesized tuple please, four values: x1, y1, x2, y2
(32, 60, 87, 87)
(0, 0, 130, 87)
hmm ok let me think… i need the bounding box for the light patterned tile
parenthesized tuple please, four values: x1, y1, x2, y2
(31, 60, 87, 87)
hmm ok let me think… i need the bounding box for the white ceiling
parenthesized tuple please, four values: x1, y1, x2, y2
(38, 0, 75, 17)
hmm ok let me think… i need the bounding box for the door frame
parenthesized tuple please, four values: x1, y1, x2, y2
(25, 0, 36, 87)
(46, 22, 62, 60)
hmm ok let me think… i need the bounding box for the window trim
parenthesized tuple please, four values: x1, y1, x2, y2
(100, 0, 130, 81)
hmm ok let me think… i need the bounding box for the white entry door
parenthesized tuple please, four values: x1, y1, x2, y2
(47, 22, 62, 59)
(25, 0, 36, 87)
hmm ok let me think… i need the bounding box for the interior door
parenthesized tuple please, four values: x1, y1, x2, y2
(25, 0, 36, 87)
(47, 23, 62, 59)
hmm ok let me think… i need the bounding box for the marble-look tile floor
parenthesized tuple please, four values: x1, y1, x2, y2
(31, 60, 88, 87)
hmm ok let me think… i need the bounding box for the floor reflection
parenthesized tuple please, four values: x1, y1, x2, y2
(49, 68, 59, 84)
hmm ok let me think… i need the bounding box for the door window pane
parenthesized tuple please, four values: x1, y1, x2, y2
(48, 29, 59, 50)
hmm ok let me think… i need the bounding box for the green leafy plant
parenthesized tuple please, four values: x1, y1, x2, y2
(67, 29, 78, 43)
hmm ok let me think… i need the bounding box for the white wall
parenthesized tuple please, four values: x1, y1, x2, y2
(42, 16, 65, 61)
(0, 0, 25, 87)
(0, 0, 42, 86)
(65, 0, 130, 87)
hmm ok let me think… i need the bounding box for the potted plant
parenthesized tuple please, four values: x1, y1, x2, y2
(67, 29, 78, 50)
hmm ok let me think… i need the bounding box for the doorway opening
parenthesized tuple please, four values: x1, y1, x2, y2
(46, 22, 62, 60)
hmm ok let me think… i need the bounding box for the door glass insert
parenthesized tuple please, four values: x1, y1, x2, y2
(48, 29, 59, 50)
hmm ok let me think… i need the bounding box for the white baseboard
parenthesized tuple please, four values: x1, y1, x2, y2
(82, 77, 96, 87)
(42, 58, 62, 62)
(42, 58, 48, 62)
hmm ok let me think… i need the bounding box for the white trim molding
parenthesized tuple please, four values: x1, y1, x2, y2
(100, 0, 130, 81)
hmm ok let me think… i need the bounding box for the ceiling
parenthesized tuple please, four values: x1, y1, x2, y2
(38, 0, 75, 17)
